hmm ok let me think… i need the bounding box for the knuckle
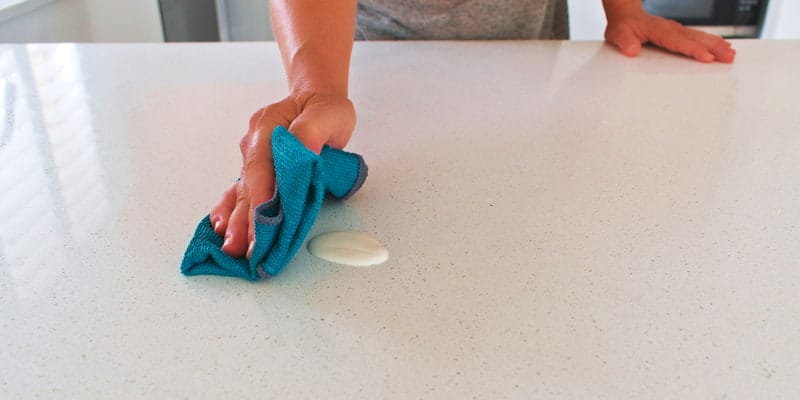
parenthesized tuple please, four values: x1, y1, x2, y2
(242, 155, 269, 174)
(262, 101, 294, 123)
(249, 108, 264, 128)
(239, 134, 249, 154)
(262, 102, 283, 115)
(234, 183, 249, 204)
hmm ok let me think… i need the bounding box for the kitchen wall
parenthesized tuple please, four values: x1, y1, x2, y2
(762, 0, 800, 39)
(567, 1, 605, 40)
(0, 0, 163, 42)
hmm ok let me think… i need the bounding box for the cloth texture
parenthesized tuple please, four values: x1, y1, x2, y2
(356, 0, 569, 40)
(181, 126, 368, 280)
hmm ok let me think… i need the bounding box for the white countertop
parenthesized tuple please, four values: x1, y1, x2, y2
(1, 40, 799, 399)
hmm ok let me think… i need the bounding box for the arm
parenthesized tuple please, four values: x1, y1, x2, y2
(271, 0, 357, 122)
(602, 0, 736, 63)
(211, 0, 358, 258)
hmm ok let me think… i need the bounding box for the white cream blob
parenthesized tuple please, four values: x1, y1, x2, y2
(307, 231, 388, 267)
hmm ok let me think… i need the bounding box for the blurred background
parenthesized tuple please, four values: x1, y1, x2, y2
(0, 0, 797, 42)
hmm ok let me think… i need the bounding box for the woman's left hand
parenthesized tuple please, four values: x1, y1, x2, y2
(603, 1, 736, 63)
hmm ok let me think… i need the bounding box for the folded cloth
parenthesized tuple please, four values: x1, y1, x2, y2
(181, 126, 368, 280)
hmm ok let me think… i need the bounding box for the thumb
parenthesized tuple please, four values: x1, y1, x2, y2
(605, 24, 643, 57)
(287, 115, 327, 154)
(287, 96, 356, 153)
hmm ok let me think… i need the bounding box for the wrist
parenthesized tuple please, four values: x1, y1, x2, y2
(289, 74, 348, 105)
(288, 86, 350, 111)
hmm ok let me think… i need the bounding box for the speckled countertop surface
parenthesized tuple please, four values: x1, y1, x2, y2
(1, 41, 798, 399)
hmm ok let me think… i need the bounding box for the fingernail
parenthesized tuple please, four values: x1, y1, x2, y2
(223, 234, 231, 248)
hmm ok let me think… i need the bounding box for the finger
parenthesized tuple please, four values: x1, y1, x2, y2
(287, 117, 327, 154)
(222, 184, 251, 258)
(605, 24, 643, 57)
(243, 158, 275, 259)
(683, 42, 715, 63)
(686, 29, 736, 63)
(647, 20, 714, 62)
(210, 181, 239, 235)
(241, 106, 289, 259)
(654, 34, 714, 62)
(714, 47, 736, 63)
(708, 41, 736, 63)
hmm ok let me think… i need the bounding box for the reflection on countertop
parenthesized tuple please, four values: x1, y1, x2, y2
(0, 44, 110, 299)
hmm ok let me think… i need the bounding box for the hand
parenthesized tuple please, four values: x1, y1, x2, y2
(210, 93, 356, 258)
(603, 3, 735, 63)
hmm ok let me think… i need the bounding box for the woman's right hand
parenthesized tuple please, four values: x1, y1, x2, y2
(209, 93, 356, 259)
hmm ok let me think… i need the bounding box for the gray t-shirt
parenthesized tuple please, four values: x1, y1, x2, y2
(356, 0, 569, 40)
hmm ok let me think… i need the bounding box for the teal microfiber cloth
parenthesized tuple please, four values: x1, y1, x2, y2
(181, 125, 368, 280)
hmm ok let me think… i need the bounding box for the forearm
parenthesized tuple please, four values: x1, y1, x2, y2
(270, 0, 357, 102)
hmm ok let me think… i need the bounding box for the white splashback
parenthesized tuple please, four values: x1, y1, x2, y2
(0, 0, 163, 42)
(762, 0, 800, 39)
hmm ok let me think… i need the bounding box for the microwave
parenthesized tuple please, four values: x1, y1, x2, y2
(643, 0, 769, 38)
